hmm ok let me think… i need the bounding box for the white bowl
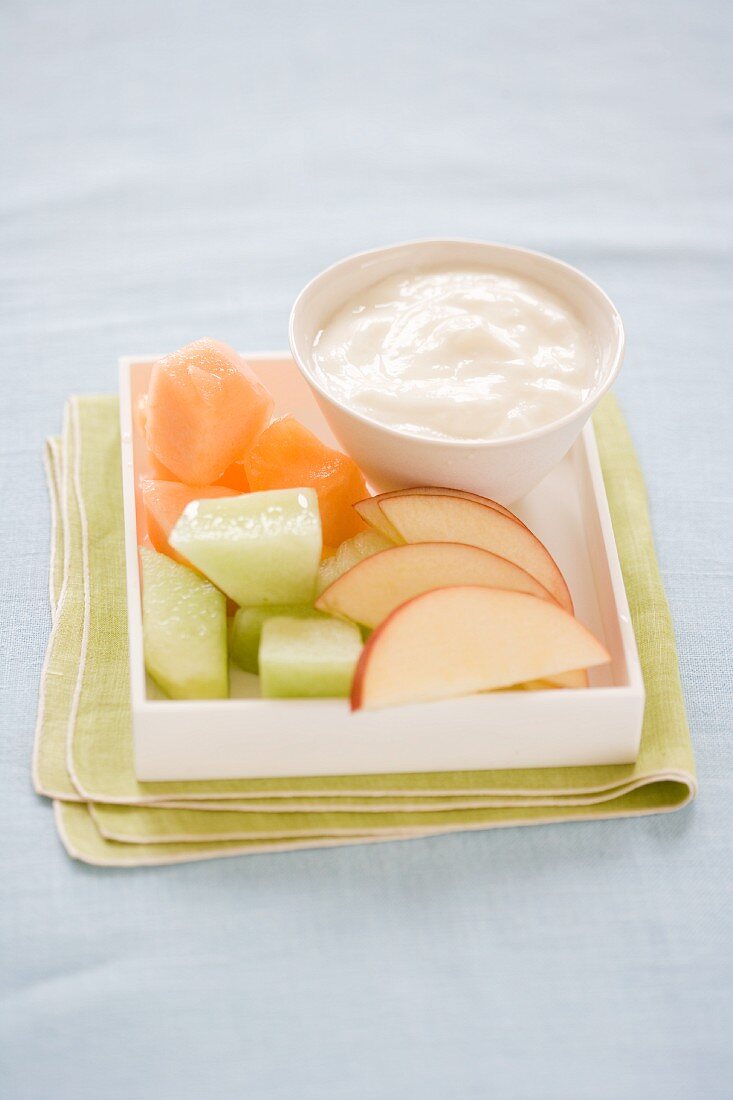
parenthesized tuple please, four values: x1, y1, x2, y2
(289, 239, 625, 503)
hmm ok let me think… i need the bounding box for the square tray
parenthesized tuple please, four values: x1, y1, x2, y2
(120, 353, 644, 781)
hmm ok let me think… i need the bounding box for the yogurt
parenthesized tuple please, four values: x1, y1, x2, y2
(311, 265, 600, 442)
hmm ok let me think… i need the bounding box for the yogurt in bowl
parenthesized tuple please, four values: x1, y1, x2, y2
(290, 240, 624, 503)
(312, 264, 600, 443)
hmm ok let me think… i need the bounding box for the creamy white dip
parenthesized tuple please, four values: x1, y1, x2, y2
(312, 265, 600, 441)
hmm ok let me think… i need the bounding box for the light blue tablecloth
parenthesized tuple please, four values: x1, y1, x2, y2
(1, 2, 731, 1097)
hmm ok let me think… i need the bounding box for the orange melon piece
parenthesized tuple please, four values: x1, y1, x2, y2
(213, 461, 250, 492)
(141, 480, 238, 565)
(145, 339, 274, 485)
(244, 416, 368, 547)
(141, 449, 249, 493)
(145, 453, 177, 480)
(136, 395, 149, 435)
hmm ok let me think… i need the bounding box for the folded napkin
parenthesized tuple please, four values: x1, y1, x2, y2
(34, 394, 695, 865)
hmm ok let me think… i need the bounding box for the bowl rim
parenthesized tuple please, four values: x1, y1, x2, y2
(288, 237, 625, 450)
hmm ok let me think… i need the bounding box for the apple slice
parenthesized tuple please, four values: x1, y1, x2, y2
(375, 492, 572, 613)
(545, 668, 589, 689)
(521, 670, 590, 690)
(316, 542, 554, 628)
(358, 485, 521, 523)
(351, 586, 609, 711)
(352, 496, 404, 543)
(353, 485, 523, 541)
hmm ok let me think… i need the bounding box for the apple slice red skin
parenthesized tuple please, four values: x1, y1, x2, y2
(315, 541, 556, 628)
(354, 485, 526, 537)
(352, 496, 403, 542)
(376, 492, 573, 615)
(354, 486, 572, 614)
(350, 585, 608, 712)
(365, 485, 524, 523)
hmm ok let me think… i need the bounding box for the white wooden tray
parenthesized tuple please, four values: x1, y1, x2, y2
(120, 353, 644, 781)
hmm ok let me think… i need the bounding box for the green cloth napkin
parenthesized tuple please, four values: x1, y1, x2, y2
(34, 394, 695, 865)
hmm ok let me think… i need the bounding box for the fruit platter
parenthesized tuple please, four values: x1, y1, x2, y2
(121, 341, 643, 782)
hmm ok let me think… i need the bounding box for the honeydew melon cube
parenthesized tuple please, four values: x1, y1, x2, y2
(170, 488, 322, 606)
(229, 604, 327, 674)
(315, 530, 394, 596)
(141, 547, 228, 699)
(259, 617, 363, 698)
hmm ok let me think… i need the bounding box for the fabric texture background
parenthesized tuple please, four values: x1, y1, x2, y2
(1, 1, 731, 1098)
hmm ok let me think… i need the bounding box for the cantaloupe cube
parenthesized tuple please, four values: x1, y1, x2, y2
(145, 339, 274, 485)
(244, 416, 368, 547)
(259, 617, 363, 698)
(141, 547, 228, 700)
(170, 488, 322, 606)
(142, 453, 250, 493)
(145, 453, 177, 480)
(141, 479, 239, 564)
(213, 462, 250, 492)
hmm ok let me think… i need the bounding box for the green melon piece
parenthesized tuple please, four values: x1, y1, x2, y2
(315, 529, 394, 596)
(170, 488, 322, 606)
(259, 617, 363, 698)
(141, 547, 228, 700)
(228, 604, 328, 674)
